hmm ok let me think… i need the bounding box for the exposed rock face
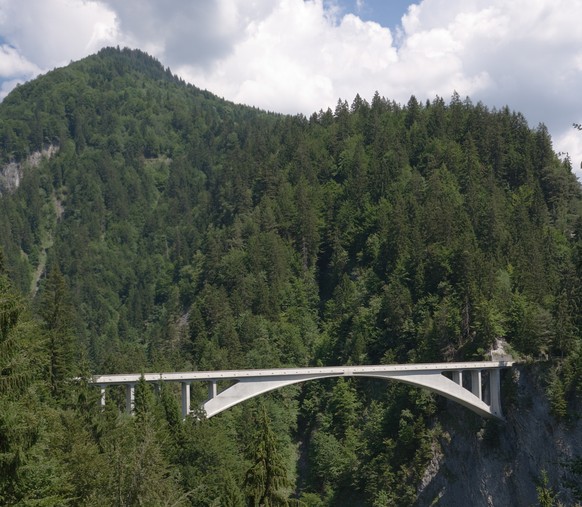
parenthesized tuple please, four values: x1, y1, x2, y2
(0, 161, 21, 194)
(0, 145, 58, 195)
(417, 365, 582, 506)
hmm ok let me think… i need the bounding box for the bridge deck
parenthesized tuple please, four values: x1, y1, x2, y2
(91, 361, 514, 385)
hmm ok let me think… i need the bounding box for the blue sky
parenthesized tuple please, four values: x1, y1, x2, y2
(340, 0, 412, 28)
(0, 0, 581, 174)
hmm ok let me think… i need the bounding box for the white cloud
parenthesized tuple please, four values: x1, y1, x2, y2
(98, 0, 276, 67)
(555, 128, 582, 181)
(0, 44, 40, 78)
(0, 0, 581, 174)
(0, 0, 118, 70)
(175, 1, 397, 114)
(1, 78, 25, 100)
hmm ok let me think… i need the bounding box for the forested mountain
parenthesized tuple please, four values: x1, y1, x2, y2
(1, 47, 582, 506)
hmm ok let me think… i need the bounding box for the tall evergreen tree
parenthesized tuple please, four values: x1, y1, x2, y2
(38, 264, 76, 398)
(244, 406, 290, 507)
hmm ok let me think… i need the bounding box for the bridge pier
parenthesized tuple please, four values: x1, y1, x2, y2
(208, 380, 217, 400)
(452, 370, 462, 387)
(181, 382, 191, 418)
(489, 369, 501, 415)
(100, 386, 106, 408)
(125, 384, 135, 414)
(471, 370, 482, 399)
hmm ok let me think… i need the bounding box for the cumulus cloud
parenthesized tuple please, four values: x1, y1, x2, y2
(0, 0, 581, 174)
(175, 1, 397, 113)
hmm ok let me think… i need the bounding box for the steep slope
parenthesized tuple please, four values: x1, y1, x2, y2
(0, 47, 581, 505)
(418, 365, 582, 506)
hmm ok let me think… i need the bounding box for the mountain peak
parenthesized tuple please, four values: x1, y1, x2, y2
(0, 47, 218, 163)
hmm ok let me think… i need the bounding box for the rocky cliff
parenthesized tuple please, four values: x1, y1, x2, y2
(418, 365, 582, 506)
(0, 144, 58, 195)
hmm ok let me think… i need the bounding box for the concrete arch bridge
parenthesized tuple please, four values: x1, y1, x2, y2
(90, 361, 513, 420)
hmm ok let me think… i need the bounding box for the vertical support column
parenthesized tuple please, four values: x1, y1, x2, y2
(489, 369, 502, 417)
(181, 382, 191, 418)
(208, 380, 217, 400)
(153, 383, 160, 397)
(100, 386, 106, 409)
(452, 371, 463, 387)
(471, 370, 482, 400)
(125, 384, 135, 414)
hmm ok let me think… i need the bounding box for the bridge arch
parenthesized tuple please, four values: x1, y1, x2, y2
(202, 370, 497, 419)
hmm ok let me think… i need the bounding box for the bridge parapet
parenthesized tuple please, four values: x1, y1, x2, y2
(90, 361, 513, 420)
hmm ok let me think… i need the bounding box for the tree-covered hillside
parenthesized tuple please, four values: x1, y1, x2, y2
(1, 47, 581, 505)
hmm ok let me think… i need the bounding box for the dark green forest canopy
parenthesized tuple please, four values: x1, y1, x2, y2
(1, 47, 582, 506)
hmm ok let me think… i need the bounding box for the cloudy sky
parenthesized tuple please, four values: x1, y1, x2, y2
(1, 0, 581, 176)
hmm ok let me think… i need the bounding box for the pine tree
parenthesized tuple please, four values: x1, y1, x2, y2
(536, 469, 557, 507)
(244, 406, 290, 506)
(38, 264, 76, 398)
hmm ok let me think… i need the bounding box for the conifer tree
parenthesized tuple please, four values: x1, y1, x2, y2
(244, 406, 290, 506)
(38, 264, 76, 398)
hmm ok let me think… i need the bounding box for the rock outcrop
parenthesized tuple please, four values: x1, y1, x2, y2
(0, 144, 58, 195)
